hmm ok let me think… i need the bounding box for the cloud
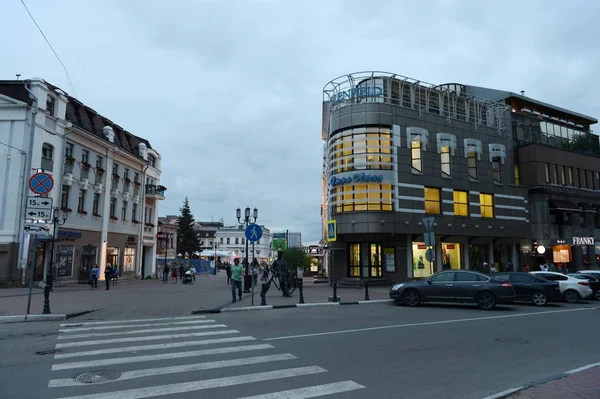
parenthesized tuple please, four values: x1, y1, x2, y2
(2, 0, 599, 244)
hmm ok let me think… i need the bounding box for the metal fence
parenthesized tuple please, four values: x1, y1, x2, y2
(155, 258, 211, 275)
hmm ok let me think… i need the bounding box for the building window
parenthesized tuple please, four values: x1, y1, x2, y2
(148, 155, 156, 167)
(332, 183, 393, 213)
(124, 168, 129, 180)
(235, 238, 239, 245)
(46, 95, 56, 116)
(514, 165, 520, 185)
(411, 141, 422, 173)
(241, 238, 245, 245)
(545, 164, 550, 183)
(123, 248, 135, 272)
(65, 142, 74, 158)
(81, 149, 89, 164)
(480, 193, 494, 218)
(227, 238, 230, 244)
(220, 237, 223, 244)
(132, 203, 137, 221)
(96, 156, 103, 169)
(61, 185, 70, 209)
(348, 243, 360, 277)
(110, 198, 116, 218)
(42, 143, 54, 160)
(121, 201, 128, 220)
(560, 166, 566, 185)
(552, 165, 559, 184)
(424, 187, 441, 214)
(93, 193, 100, 215)
(492, 156, 502, 184)
(134, 172, 140, 184)
(328, 127, 394, 174)
(77, 189, 86, 213)
(467, 152, 478, 180)
(453, 191, 469, 216)
(112, 163, 119, 176)
(441, 146, 451, 177)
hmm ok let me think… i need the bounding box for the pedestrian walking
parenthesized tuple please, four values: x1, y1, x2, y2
(171, 265, 178, 283)
(226, 263, 232, 285)
(230, 258, 243, 302)
(162, 263, 170, 283)
(252, 259, 259, 285)
(104, 264, 113, 290)
(189, 265, 196, 283)
(90, 264, 99, 289)
(178, 264, 185, 282)
(112, 266, 119, 285)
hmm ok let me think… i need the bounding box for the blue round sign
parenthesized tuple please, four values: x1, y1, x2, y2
(245, 224, 263, 242)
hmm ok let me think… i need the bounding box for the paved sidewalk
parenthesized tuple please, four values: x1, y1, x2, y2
(505, 366, 600, 399)
(0, 271, 394, 319)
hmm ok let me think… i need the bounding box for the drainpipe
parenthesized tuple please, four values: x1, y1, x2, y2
(18, 81, 38, 285)
(137, 164, 150, 278)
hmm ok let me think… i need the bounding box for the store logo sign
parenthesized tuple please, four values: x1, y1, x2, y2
(330, 86, 384, 105)
(573, 236, 594, 246)
(329, 172, 384, 186)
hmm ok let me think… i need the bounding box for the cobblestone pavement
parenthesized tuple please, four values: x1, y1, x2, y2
(0, 272, 392, 318)
(506, 366, 600, 399)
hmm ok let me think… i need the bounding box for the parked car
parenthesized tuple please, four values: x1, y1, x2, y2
(389, 270, 516, 310)
(574, 270, 600, 278)
(568, 273, 600, 301)
(529, 272, 594, 303)
(493, 272, 561, 306)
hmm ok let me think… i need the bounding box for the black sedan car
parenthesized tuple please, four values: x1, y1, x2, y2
(389, 270, 516, 310)
(569, 273, 600, 300)
(494, 272, 561, 306)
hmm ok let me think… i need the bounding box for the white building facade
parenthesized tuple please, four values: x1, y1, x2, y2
(215, 225, 273, 262)
(0, 78, 164, 285)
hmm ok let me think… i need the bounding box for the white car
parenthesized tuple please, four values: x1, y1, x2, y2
(529, 271, 593, 303)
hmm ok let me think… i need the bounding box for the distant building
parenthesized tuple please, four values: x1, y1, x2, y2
(215, 225, 273, 261)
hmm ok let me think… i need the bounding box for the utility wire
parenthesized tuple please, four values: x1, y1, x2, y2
(20, 0, 78, 98)
(0, 140, 26, 154)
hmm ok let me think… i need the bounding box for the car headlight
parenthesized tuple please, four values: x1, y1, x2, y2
(392, 283, 404, 290)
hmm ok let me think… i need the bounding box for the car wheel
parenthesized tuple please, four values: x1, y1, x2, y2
(563, 289, 579, 303)
(595, 290, 600, 301)
(531, 291, 548, 306)
(402, 290, 421, 307)
(476, 292, 496, 310)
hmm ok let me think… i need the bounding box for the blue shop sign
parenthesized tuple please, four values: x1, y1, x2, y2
(58, 230, 82, 239)
(329, 172, 384, 186)
(330, 86, 383, 105)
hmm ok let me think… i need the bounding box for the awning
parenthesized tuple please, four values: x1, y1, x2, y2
(549, 200, 578, 211)
(579, 203, 597, 212)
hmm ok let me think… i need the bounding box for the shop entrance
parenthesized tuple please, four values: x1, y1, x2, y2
(369, 244, 382, 278)
(79, 245, 96, 283)
(348, 243, 383, 278)
(413, 242, 462, 278)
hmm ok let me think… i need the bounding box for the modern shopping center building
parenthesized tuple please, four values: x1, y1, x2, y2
(321, 71, 600, 282)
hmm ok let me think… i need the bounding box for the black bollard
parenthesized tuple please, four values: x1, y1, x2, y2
(364, 279, 370, 301)
(298, 278, 305, 304)
(333, 280, 338, 302)
(260, 283, 267, 306)
(42, 274, 52, 314)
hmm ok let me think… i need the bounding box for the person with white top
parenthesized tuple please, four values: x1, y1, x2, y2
(189, 265, 196, 283)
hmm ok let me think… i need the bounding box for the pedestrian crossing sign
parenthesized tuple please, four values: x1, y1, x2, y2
(327, 220, 337, 242)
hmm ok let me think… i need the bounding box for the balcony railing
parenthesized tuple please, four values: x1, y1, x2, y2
(145, 184, 166, 199)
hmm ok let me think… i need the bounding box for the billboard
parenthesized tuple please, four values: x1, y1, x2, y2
(288, 232, 302, 248)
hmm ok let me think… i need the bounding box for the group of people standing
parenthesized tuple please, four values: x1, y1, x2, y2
(88, 264, 118, 290)
(161, 263, 196, 283)
(226, 251, 290, 302)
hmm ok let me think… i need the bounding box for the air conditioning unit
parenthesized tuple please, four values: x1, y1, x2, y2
(62, 173, 75, 186)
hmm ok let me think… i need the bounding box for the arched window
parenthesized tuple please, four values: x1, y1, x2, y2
(41, 143, 54, 171)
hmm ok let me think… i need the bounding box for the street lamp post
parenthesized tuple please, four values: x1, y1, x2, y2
(237, 206, 257, 293)
(213, 242, 218, 274)
(44, 208, 68, 314)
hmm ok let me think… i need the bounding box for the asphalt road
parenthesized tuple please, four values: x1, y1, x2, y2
(1, 301, 599, 398)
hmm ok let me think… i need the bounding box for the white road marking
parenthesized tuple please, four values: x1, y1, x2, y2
(264, 306, 600, 341)
(48, 354, 297, 388)
(54, 336, 257, 358)
(59, 320, 213, 333)
(236, 381, 366, 399)
(57, 324, 228, 339)
(51, 343, 274, 371)
(60, 316, 204, 327)
(55, 330, 240, 348)
(54, 366, 326, 399)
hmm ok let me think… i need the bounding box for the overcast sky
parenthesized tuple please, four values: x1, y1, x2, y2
(2, 0, 599, 244)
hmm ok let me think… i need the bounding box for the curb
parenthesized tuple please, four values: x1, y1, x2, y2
(0, 314, 67, 323)
(482, 363, 600, 399)
(192, 299, 394, 314)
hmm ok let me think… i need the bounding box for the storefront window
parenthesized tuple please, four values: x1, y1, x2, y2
(107, 247, 120, 272)
(123, 248, 135, 272)
(441, 243, 461, 270)
(413, 243, 433, 278)
(552, 245, 571, 263)
(370, 244, 382, 277)
(348, 243, 360, 277)
(57, 245, 74, 277)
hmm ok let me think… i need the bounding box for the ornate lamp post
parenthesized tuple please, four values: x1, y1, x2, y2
(237, 206, 257, 293)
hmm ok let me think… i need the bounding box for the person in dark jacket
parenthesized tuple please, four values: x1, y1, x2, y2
(104, 264, 113, 290)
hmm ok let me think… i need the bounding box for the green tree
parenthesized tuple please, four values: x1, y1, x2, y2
(176, 197, 199, 257)
(283, 248, 309, 272)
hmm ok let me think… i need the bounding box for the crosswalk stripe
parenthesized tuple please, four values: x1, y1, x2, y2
(51, 343, 274, 371)
(55, 330, 241, 348)
(236, 381, 366, 398)
(54, 366, 327, 399)
(48, 354, 297, 388)
(59, 320, 214, 333)
(54, 336, 257, 359)
(60, 316, 205, 327)
(57, 324, 230, 339)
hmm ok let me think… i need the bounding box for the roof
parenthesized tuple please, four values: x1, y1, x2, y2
(459, 84, 598, 124)
(0, 79, 155, 159)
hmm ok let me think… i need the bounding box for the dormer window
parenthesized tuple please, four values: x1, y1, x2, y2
(46, 95, 56, 116)
(148, 155, 156, 167)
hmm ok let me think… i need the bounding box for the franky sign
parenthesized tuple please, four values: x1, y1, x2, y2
(330, 86, 384, 105)
(573, 236, 594, 246)
(329, 172, 384, 186)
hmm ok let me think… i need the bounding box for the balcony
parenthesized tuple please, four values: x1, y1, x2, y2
(145, 184, 166, 200)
